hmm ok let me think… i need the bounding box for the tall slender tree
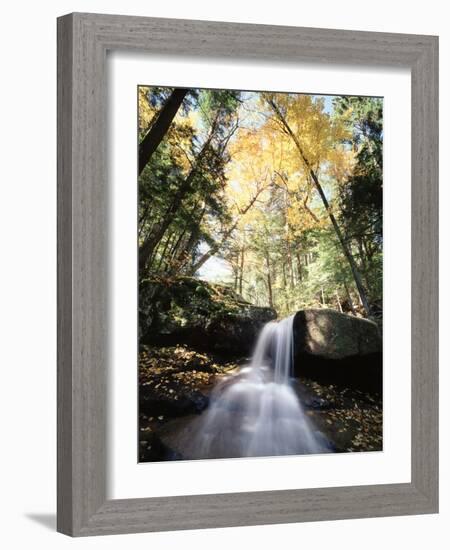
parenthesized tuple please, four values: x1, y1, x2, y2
(139, 88, 189, 175)
(265, 96, 372, 317)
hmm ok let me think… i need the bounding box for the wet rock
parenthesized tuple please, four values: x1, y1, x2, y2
(305, 396, 332, 410)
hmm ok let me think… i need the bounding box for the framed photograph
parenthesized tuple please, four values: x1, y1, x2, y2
(57, 13, 438, 536)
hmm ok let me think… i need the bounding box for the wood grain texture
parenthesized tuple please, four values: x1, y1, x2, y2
(57, 12, 439, 537)
(410, 36, 439, 505)
(57, 13, 74, 535)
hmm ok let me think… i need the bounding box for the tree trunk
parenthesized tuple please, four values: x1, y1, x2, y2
(363, 237, 375, 263)
(267, 98, 372, 317)
(168, 203, 206, 273)
(282, 262, 287, 290)
(175, 214, 207, 273)
(139, 88, 188, 175)
(335, 290, 343, 313)
(238, 247, 245, 296)
(139, 132, 214, 273)
(155, 232, 174, 272)
(234, 270, 239, 291)
(357, 238, 367, 270)
(282, 262, 290, 312)
(168, 226, 189, 264)
(139, 168, 196, 271)
(296, 252, 303, 282)
(265, 253, 273, 308)
(344, 281, 357, 315)
(287, 241, 295, 287)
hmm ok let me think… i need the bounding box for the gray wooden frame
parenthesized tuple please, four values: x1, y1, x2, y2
(57, 12, 438, 537)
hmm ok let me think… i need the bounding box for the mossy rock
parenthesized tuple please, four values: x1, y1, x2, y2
(294, 309, 381, 359)
(139, 277, 276, 355)
(293, 309, 382, 392)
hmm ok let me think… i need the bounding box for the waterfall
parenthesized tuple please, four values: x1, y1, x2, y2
(250, 314, 295, 384)
(185, 315, 330, 459)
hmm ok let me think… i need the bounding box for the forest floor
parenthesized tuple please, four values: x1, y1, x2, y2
(139, 345, 382, 461)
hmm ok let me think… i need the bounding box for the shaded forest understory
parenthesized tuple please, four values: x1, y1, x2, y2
(138, 87, 383, 460)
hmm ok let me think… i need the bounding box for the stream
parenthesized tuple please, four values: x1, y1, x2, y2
(157, 316, 330, 459)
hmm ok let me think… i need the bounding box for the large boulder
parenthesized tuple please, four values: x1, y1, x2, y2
(294, 309, 381, 359)
(139, 277, 276, 356)
(293, 309, 382, 392)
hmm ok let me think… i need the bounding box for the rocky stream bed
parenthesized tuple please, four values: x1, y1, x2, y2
(139, 344, 382, 462)
(138, 277, 382, 462)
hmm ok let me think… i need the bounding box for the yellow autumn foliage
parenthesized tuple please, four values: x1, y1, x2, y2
(220, 91, 353, 241)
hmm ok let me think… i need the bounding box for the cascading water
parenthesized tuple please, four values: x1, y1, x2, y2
(183, 315, 330, 459)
